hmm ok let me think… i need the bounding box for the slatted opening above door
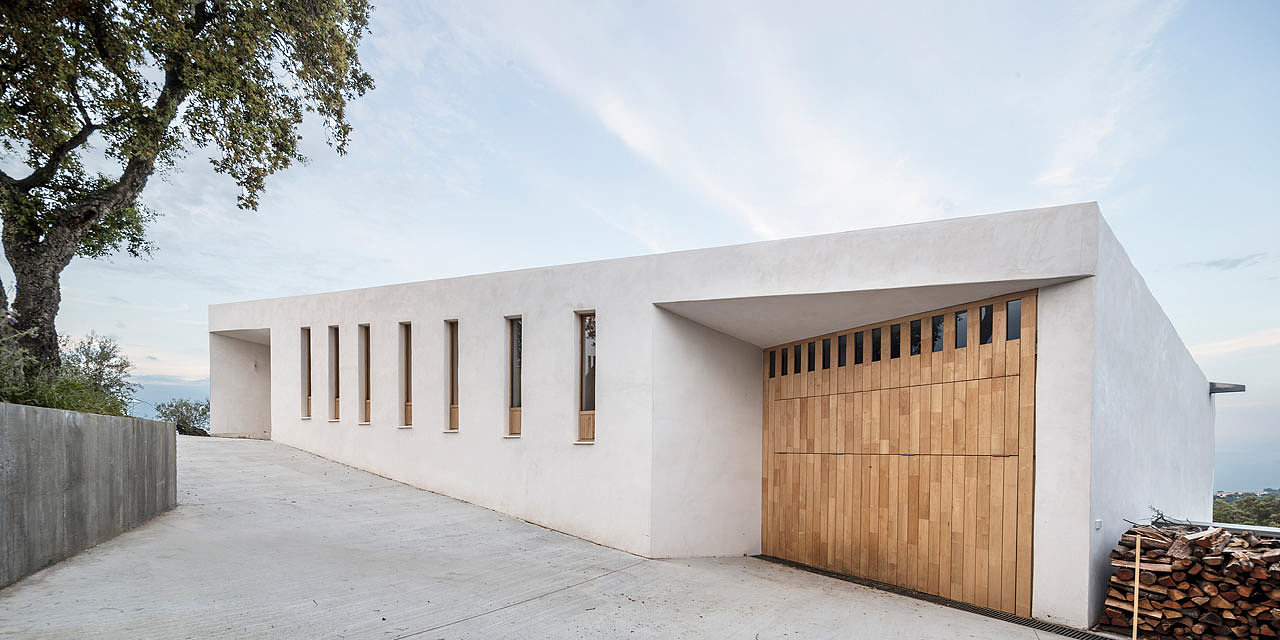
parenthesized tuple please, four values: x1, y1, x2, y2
(761, 291, 1037, 616)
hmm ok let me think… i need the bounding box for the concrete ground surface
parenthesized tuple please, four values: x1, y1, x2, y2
(0, 436, 1072, 639)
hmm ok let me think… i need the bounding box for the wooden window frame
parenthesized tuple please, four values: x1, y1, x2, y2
(300, 327, 312, 418)
(328, 325, 340, 420)
(445, 320, 459, 431)
(399, 322, 412, 426)
(576, 311, 596, 443)
(358, 324, 371, 423)
(508, 316, 522, 436)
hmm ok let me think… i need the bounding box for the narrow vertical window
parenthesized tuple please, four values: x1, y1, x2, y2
(955, 311, 968, 349)
(358, 324, 371, 423)
(780, 347, 788, 376)
(399, 322, 412, 426)
(328, 325, 340, 420)
(807, 341, 816, 372)
(792, 344, 801, 374)
(890, 324, 901, 359)
(446, 320, 459, 430)
(821, 338, 831, 369)
(1006, 299, 1022, 340)
(300, 327, 312, 417)
(508, 317, 522, 436)
(931, 315, 944, 353)
(979, 304, 994, 344)
(837, 335, 848, 367)
(769, 350, 777, 378)
(871, 328, 882, 362)
(909, 319, 922, 356)
(578, 312, 596, 442)
(854, 331, 864, 364)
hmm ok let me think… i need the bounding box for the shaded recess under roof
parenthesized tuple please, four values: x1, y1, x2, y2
(656, 277, 1083, 348)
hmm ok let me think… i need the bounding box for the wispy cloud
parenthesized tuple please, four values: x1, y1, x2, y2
(1183, 252, 1268, 271)
(1191, 327, 1280, 358)
(442, 1, 962, 241)
(1034, 1, 1185, 195)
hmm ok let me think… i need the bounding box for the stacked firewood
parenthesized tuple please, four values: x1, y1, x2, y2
(1098, 523, 1280, 639)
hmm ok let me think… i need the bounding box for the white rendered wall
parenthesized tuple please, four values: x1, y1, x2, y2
(241, 266, 660, 556)
(1085, 221, 1214, 625)
(210, 203, 1159, 569)
(209, 333, 272, 439)
(1031, 277, 1099, 627)
(650, 308, 763, 558)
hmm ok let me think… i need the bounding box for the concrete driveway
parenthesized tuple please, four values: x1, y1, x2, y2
(0, 436, 1072, 639)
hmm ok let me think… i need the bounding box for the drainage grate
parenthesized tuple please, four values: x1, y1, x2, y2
(754, 555, 1113, 640)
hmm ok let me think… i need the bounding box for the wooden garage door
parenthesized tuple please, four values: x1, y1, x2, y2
(761, 291, 1036, 616)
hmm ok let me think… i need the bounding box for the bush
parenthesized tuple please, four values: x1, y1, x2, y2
(0, 329, 138, 417)
(155, 398, 210, 436)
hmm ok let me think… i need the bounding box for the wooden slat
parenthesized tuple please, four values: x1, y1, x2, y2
(577, 410, 594, 441)
(1015, 293, 1036, 617)
(976, 455, 991, 608)
(963, 454, 977, 604)
(1001, 455, 1019, 611)
(978, 378, 992, 455)
(939, 452, 954, 599)
(988, 453, 1004, 610)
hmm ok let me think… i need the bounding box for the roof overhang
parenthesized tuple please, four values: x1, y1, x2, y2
(211, 328, 271, 345)
(655, 277, 1084, 348)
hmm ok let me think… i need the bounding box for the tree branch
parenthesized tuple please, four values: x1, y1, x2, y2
(52, 44, 197, 231)
(57, 155, 154, 231)
(13, 122, 98, 191)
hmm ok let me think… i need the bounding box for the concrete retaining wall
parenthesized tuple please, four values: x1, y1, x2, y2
(0, 402, 176, 588)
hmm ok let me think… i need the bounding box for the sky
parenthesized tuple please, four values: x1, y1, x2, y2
(2, 1, 1277, 490)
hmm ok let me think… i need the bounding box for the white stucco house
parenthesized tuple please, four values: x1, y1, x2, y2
(208, 202, 1219, 629)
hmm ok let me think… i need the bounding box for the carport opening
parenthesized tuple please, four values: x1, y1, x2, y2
(209, 328, 272, 439)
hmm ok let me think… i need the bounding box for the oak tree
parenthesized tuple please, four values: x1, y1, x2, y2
(0, 0, 374, 368)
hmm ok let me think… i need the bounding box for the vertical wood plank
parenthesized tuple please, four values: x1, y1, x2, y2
(991, 377, 1005, 456)
(907, 454, 920, 590)
(1002, 455, 1019, 612)
(978, 377, 992, 455)
(963, 454, 977, 604)
(988, 454, 1005, 610)
(975, 455, 991, 608)
(939, 453, 954, 599)
(1015, 294, 1036, 617)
